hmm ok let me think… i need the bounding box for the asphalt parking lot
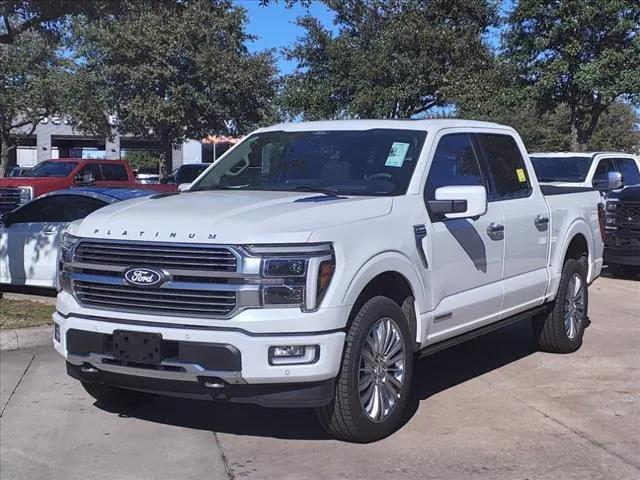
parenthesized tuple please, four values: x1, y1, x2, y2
(1, 274, 638, 480)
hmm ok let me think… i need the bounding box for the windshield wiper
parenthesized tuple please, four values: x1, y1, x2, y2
(292, 186, 340, 197)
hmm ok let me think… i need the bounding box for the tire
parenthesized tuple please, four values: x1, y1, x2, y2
(608, 263, 640, 279)
(316, 296, 413, 443)
(81, 381, 148, 408)
(533, 258, 588, 353)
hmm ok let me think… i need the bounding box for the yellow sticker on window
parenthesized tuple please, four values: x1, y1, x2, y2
(516, 168, 527, 183)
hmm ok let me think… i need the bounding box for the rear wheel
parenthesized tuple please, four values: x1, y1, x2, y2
(608, 263, 640, 279)
(81, 381, 148, 408)
(533, 258, 588, 353)
(316, 296, 413, 443)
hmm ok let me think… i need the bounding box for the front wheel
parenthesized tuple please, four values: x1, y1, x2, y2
(533, 258, 588, 353)
(316, 296, 413, 443)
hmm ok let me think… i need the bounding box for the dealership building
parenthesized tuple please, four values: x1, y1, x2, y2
(10, 116, 237, 169)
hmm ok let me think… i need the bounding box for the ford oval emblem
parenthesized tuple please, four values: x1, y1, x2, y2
(123, 267, 165, 287)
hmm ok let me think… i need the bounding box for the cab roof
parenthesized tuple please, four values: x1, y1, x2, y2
(259, 118, 514, 133)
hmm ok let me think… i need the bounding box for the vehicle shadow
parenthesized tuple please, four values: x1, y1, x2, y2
(95, 317, 540, 441)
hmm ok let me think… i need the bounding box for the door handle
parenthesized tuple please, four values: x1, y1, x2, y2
(534, 215, 549, 231)
(43, 227, 56, 235)
(487, 222, 504, 240)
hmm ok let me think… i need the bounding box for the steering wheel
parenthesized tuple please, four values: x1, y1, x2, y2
(366, 173, 393, 181)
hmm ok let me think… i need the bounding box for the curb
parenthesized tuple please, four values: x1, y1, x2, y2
(0, 325, 52, 351)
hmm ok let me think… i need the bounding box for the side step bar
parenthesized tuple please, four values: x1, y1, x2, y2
(416, 305, 548, 360)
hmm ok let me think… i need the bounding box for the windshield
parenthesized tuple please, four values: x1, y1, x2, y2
(530, 156, 593, 182)
(28, 161, 79, 177)
(191, 129, 427, 196)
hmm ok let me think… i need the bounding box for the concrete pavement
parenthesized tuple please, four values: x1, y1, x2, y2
(1, 275, 638, 479)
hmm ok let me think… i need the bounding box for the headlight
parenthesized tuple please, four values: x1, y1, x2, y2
(60, 233, 80, 263)
(17, 186, 33, 206)
(245, 243, 335, 311)
(58, 233, 81, 292)
(606, 201, 618, 212)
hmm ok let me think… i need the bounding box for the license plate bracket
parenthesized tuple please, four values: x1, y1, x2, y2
(112, 330, 163, 364)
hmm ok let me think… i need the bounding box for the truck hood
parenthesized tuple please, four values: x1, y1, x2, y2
(74, 190, 393, 244)
(0, 177, 70, 195)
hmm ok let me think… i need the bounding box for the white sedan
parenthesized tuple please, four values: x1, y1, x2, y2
(0, 188, 151, 290)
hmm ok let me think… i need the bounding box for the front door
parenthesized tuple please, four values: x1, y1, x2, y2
(422, 131, 505, 341)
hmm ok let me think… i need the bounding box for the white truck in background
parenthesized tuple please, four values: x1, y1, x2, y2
(55, 120, 608, 442)
(530, 151, 640, 190)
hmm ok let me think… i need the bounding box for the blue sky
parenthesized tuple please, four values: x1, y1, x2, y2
(237, 0, 335, 75)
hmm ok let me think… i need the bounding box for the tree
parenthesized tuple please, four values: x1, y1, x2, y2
(504, 0, 640, 151)
(68, 0, 277, 172)
(281, 0, 497, 119)
(0, 1, 122, 44)
(0, 29, 67, 175)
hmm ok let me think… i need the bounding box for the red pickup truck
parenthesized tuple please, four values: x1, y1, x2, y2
(0, 158, 176, 213)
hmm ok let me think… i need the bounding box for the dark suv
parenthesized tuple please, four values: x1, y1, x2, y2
(605, 185, 640, 278)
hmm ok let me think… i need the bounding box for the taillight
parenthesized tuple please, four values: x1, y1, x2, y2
(597, 203, 606, 242)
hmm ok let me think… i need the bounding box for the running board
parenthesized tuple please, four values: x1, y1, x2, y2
(416, 305, 548, 360)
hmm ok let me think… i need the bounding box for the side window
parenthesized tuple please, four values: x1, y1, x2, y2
(101, 163, 129, 181)
(477, 134, 531, 200)
(10, 196, 108, 223)
(425, 133, 484, 201)
(79, 163, 103, 181)
(615, 158, 640, 186)
(594, 158, 616, 178)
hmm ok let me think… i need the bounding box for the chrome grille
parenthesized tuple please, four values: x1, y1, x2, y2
(0, 188, 21, 213)
(74, 281, 237, 317)
(75, 241, 238, 271)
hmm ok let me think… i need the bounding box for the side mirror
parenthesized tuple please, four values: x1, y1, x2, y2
(429, 185, 487, 219)
(593, 171, 623, 191)
(178, 182, 192, 192)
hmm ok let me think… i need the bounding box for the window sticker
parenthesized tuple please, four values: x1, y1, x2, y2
(385, 142, 411, 167)
(516, 168, 527, 183)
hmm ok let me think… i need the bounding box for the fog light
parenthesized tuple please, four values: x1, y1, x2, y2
(54, 323, 60, 343)
(268, 345, 319, 365)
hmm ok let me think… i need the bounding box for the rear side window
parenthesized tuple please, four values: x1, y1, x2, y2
(615, 158, 640, 186)
(425, 133, 484, 200)
(477, 134, 531, 200)
(101, 163, 129, 181)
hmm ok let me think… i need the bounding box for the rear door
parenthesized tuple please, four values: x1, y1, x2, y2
(423, 131, 505, 339)
(475, 132, 549, 317)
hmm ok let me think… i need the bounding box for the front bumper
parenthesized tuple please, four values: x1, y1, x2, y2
(66, 362, 335, 407)
(53, 296, 348, 406)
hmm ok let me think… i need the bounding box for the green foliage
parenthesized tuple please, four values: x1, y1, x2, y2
(0, 29, 68, 174)
(459, 95, 640, 153)
(124, 150, 161, 171)
(67, 0, 277, 171)
(281, 0, 498, 120)
(503, 0, 640, 150)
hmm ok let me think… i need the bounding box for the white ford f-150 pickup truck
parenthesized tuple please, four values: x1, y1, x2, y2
(55, 120, 608, 442)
